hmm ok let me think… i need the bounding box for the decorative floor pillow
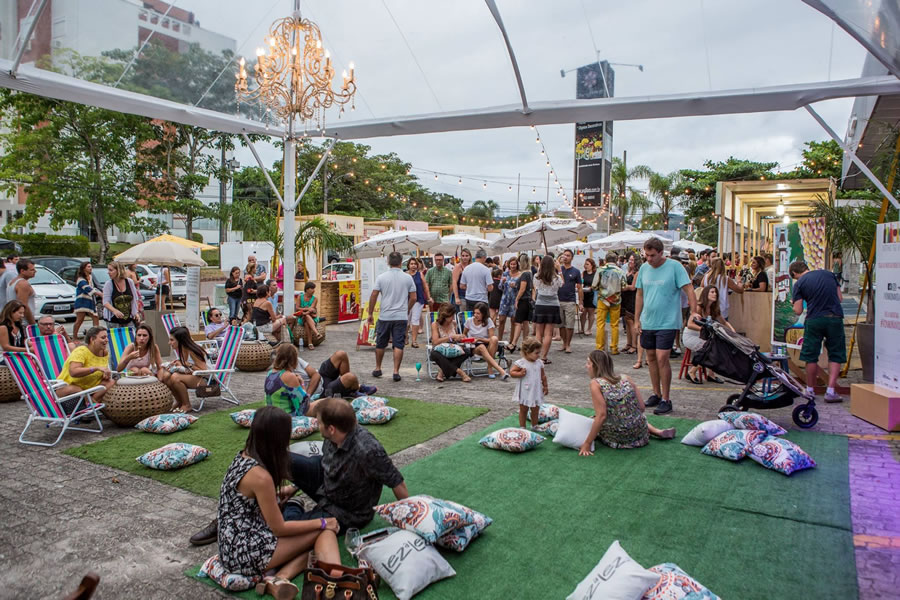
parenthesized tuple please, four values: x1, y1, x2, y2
(554, 409, 595, 452)
(351, 396, 389, 411)
(479, 427, 544, 453)
(700, 429, 767, 461)
(289, 440, 324, 457)
(717, 411, 786, 436)
(358, 529, 456, 600)
(747, 435, 817, 475)
(423, 496, 493, 552)
(290, 415, 318, 439)
(137, 443, 209, 470)
(532, 419, 559, 436)
(198, 554, 261, 591)
(135, 413, 197, 434)
(643, 563, 720, 600)
(567, 540, 660, 600)
(357, 406, 398, 425)
(680, 420, 733, 447)
(230, 409, 256, 428)
(374, 495, 476, 543)
(526, 403, 560, 424)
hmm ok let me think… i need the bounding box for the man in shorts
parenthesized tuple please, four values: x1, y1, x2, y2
(367, 251, 416, 382)
(557, 249, 582, 353)
(296, 350, 377, 400)
(790, 260, 845, 402)
(635, 238, 697, 415)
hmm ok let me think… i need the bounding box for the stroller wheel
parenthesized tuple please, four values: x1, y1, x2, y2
(792, 404, 819, 429)
(718, 394, 743, 414)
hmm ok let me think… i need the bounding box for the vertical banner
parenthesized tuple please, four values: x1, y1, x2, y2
(338, 280, 360, 323)
(573, 61, 614, 210)
(356, 300, 380, 347)
(771, 217, 827, 348)
(875, 222, 900, 392)
(185, 266, 201, 332)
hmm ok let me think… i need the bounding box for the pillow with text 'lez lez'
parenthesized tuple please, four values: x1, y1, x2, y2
(479, 427, 545, 453)
(137, 443, 209, 471)
(567, 540, 661, 600)
(358, 529, 456, 600)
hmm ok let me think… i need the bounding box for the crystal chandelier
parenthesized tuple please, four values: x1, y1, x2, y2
(235, 2, 356, 132)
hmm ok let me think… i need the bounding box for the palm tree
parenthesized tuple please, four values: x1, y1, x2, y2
(646, 170, 686, 230)
(467, 199, 499, 218)
(230, 200, 352, 259)
(609, 157, 652, 229)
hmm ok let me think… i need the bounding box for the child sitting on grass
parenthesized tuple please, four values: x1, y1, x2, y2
(509, 336, 547, 427)
(579, 350, 676, 456)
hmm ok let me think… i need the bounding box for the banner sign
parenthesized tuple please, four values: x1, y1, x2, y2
(573, 61, 614, 209)
(338, 280, 360, 323)
(771, 217, 826, 348)
(356, 300, 381, 347)
(185, 266, 201, 333)
(875, 222, 900, 392)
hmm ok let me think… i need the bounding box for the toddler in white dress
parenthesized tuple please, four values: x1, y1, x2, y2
(509, 337, 548, 427)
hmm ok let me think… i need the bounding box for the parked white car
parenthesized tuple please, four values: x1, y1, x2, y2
(136, 264, 187, 301)
(321, 261, 356, 281)
(32, 265, 77, 321)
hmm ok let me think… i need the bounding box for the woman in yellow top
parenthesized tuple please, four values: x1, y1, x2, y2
(57, 326, 116, 402)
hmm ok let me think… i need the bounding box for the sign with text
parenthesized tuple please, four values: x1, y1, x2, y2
(875, 222, 900, 392)
(573, 62, 614, 209)
(338, 280, 360, 323)
(185, 266, 201, 333)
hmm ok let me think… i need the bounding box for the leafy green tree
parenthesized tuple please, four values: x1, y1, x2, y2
(233, 165, 282, 206)
(793, 140, 843, 180)
(467, 200, 500, 218)
(609, 158, 651, 230)
(645, 170, 686, 231)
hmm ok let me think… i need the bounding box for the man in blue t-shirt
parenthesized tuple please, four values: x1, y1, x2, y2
(635, 238, 697, 415)
(789, 261, 845, 402)
(557, 249, 582, 353)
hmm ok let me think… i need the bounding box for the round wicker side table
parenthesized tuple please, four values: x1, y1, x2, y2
(235, 342, 273, 372)
(101, 376, 173, 427)
(0, 365, 21, 402)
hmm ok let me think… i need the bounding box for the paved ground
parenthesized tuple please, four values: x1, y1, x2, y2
(0, 321, 897, 598)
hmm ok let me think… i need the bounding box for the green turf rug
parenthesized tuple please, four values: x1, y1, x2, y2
(187, 411, 856, 600)
(64, 397, 486, 499)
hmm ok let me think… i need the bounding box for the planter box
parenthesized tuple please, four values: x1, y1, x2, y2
(850, 383, 900, 431)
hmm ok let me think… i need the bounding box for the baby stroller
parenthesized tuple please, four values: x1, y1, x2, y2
(691, 317, 818, 428)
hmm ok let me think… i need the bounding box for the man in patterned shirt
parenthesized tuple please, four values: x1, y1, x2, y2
(425, 252, 452, 309)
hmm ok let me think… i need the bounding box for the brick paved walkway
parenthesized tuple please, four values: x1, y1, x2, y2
(0, 323, 896, 598)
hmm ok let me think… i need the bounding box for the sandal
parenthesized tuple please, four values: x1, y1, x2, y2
(256, 576, 299, 600)
(172, 407, 186, 414)
(632, 362, 643, 370)
(411, 342, 420, 348)
(307, 344, 315, 350)
(543, 358, 552, 365)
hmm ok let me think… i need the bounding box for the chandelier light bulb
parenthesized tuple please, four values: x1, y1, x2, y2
(434, 174, 438, 180)
(458, 178, 462, 184)
(782, 214, 790, 224)
(483, 182, 487, 189)
(256, 47, 265, 57)
(776, 199, 785, 216)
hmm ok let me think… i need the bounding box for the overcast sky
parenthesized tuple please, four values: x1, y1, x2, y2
(178, 0, 867, 215)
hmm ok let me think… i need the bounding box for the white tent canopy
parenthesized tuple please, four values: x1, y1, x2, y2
(351, 229, 440, 259)
(673, 240, 714, 253)
(590, 231, 674, 252)
(490, 218, 593, 253)
(431, 233, 493, 256)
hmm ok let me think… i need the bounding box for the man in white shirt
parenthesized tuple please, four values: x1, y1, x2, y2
(0, 254, 19, 307)
(459, 248, 494, 312)
(366, 251, 416, 382)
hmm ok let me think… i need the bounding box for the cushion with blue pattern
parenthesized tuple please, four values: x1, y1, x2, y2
(717, 411, 786, 436)
(642, 563, 720, 599)
(747, 435, 816, 475)
(134, 413, 197, 434)
(137, 443, 209, 470)
(479, 427, 545, 453)
(374, 495, 477, 543)
(290, 415, 318, 439)
(700, 429, 767, 461)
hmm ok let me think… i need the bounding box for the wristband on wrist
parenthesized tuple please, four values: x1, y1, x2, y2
(320, 518, 327, 530)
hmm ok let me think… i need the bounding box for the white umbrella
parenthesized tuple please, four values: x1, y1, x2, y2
(673, 239, 712, 253)
(115, 240, 207, 267)
(551, 240, 590, 253)
(431, 233, 493, 255)
(590, 231, 674, 251)
(352, 229, 440, 259)
(490, 218, 594, 253)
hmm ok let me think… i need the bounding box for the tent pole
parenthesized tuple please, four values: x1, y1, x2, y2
(9, 0, 50, 78)
(242, 134, 284, 204)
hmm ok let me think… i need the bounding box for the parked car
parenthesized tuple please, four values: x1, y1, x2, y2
(31, 265, 77, 321)
(27, 256, 87, 274)
(57, 264, 156, 312)
(321, 261, 357, 281)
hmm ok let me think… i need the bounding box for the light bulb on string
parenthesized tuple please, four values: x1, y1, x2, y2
(434, 174, 438, 180)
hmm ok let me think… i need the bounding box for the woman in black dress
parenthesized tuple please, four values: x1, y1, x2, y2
(102, 261, 140, 328)
(579, 258, 597, 335)
(620, 253, 639, 357)
(744, 256, 769, 293)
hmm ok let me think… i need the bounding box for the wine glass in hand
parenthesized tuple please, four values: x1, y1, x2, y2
(344, 527, 362, 559)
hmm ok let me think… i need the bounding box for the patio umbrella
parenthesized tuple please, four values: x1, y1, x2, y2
(431, 233, 493, 255)
(673, 239, 712, 253)
(551, 240, 590, 253)
(490, 218, 594, 253)
(351, 229, 441, 259)
(590, 230, 674, 251)
(146, 233, 216, 251)
(115, 240, 208, 267)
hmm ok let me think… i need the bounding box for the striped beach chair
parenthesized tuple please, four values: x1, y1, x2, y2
(161, 313, 180, 335)
(424, 311, 448, 380)
(24, 324, 40, 341)
(107, 327, 134, 371)
(6, 352, 105, 447)
(25, 334, 69, 385)
(190, 325, 244, 411)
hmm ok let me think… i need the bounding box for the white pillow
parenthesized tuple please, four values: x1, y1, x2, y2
(554, 409, 595, 452)
(680, 420, 734, 447)
(289, 441, 324, 457)
(359, 529, 456, 600)
(567, 540, 660, 600)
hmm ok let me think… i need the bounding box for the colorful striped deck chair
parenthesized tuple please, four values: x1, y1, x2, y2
(455, 310, 474, 333)
(107, 327, 134, 371)
(161, 313, 180, 335)
(6, 352, 105, 447)
(24, 323, 40, 341)
(25, 334, 69, 385)
(424, 311, 449, 380)
(190, 325, 244, 411)
(455, 310, 509, 377)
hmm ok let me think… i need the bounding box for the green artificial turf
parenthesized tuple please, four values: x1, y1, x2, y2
(188, 409, 856, 600)
(64, 397, 487, 499)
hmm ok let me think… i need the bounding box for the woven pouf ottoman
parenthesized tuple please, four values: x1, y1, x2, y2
(0, 365, 21, 402)
(236, 341, 273, 372)
(101, 376, 173, 427)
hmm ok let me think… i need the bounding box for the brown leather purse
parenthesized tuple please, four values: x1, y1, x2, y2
(300, 555, 379, 600)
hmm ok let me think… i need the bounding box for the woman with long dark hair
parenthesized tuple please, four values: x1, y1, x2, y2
(0, 300, 27, 352)
(217, 405, 340, 599)
(497, 256, 521, 344)
(682, 285, 735, 384)
(579, 258, 597, 335)
(532, 255, 562, 364)
(73, 262, 101, 338)
(622, 253, 640, 357)
(225, 266, 244, 323)
(462, 301, 510, 379)
(429, 305, 472, 383)
(160, 326, 210, 413)
(117, 324, 163, 376)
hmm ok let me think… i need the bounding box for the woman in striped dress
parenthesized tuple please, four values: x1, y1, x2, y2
(73, 262, 101, 339)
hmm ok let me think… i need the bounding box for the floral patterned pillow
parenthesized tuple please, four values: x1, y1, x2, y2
(526, 403, 560, 424)
(374, 495, 477, 543)
(290, 415, 319, 439)
(137, 443, 209, 470)
(748, 435, 817, 475)
(700, 429, 767, 461)
(643, 563, 720, 600)
(532, 419, 559, 436)
(433, 499, 493, 552)
(198, 554, 261, 591)
(357, 406, 398, 425)
(717, 411, 786, 436)
(134, 413, 197, 434)
(479, 427, 545, 453)
(351, 396, 389, 412)
(230, 409, 256, 428)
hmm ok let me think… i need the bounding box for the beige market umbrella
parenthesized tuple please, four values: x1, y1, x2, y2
(146, 233, 216, 251)
(115, 240, 208, 267)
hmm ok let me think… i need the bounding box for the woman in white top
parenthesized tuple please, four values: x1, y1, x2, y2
(700, 258, 743, 320)
(531, 256, 562, 364)
(463, 302, 509, 380)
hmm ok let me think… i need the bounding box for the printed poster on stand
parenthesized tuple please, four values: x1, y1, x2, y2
(771, 217, 826, 348)
(356, 300, 381, 347)
(875, 222, 900, 393)
(339, 280, 360, 323)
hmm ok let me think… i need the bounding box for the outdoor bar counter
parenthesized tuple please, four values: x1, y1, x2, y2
(724, 290, 773, 353)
